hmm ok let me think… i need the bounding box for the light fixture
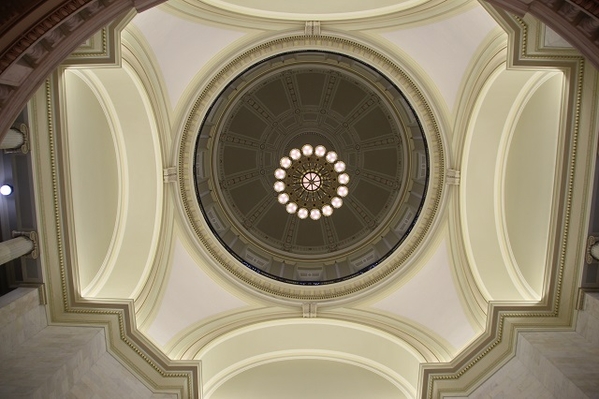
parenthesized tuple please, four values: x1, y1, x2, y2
(286, 202, 298, 214)
(290, 148, 301, 160)
(325, 151, 337, 163)
(280, 157, 292, 169)
(322, 205, 333, 216)
(310, 209, 322, 220)
(297, 208, 309, 219)
(314, 145, 326, 157)
(274, 168, 286, 179)
(274, 144, 349, 220)
(278, 193, 290, 204)
(337, 186, 348, 197)
(338, 173, 349, 184)
(301, 144, 314, 157)
(273, 181, 285, 192)
(0, 184, 13, 196)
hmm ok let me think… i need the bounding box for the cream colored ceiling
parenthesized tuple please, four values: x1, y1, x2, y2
(209, 359, 408, 399)
(379, 5, 498, 116)
(201, 0, 426, 20)
(33, 0, 595, 397)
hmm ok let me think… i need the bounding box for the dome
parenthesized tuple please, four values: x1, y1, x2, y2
(193, 51, 429, 285)
(179, 37, 445, 300)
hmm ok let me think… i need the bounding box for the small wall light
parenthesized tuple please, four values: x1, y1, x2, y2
(0, 184, 13, 196)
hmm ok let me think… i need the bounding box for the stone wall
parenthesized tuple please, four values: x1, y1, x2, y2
(0, 287, 176, 398)
(463, 292, 599, 398)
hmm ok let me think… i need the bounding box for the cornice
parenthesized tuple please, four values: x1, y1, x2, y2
(420, 6, 595, 398)
(62, 10, 135, 66)
(30, 75, 198, 397)
(486, 0, 599, 69)
(0, 0, 155, 141)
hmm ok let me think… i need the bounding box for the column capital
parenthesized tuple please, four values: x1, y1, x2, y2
(12, 230, 38, 259)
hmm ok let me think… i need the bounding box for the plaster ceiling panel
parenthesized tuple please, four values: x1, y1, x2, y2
(353, 107, 393, 141)
(222, 146, 257, 175)
(329, 206, 363, 242)
(296, 219, 326, 247)
(204, 0, 422, 20)
(131, 7, 246, 109)
(228, 106, 268, 140)
(201, 321, 423, 395)
(64, 71, 119, 292)
(330, 79, 367, 116)
(81, 66, 162, 299)
(297, 73, 326, 105)
(255, 206, 288, 238)
(210, 359, 407, 399)
(254, 79, 291, 116)
(145, 237, 248, 347)
(363, 148, 398, 178)
(371, 238, 478, 352)
(228, 181, 268, 215)
(463, 69, 542, 301)
(502, 72, 563, 297)
(379, 5, 498, 114)
(352, 180, 390, 216)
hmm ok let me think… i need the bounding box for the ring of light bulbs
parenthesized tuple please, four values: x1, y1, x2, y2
(274, 144, 350, 220)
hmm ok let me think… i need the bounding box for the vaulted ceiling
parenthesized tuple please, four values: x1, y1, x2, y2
(21, 0, 599, 397)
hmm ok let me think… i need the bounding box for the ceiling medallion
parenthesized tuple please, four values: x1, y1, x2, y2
(274, 144, 349, 220)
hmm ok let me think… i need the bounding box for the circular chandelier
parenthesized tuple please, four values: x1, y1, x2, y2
(273, 144, 349, 220)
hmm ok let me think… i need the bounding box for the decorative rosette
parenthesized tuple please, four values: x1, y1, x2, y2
(273, 144, 349, 220)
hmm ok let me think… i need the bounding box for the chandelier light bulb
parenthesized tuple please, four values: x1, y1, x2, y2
(273, 181, 286, 192)
(278, 193, 290, 204)
(314, 145, 326, 157)
(326, 151, 337, 163)
(301, 144, 313, 157)
(290, 148, 301, 160)
(297, 208, 309, 219)
(338, 173, 349, 184)
(286, 202, 298, 214)
(337, 186, 348, 197)
(274, 168, 286, 179)
(310, 209, 322, 220)
(280, 157, 292, 168)
(334, 161, 346, 173)
(275, 144, 349, 220)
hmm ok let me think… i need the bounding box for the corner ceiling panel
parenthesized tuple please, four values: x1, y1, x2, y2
(380, 5, 499, 114)
(131, 7, 247, 109)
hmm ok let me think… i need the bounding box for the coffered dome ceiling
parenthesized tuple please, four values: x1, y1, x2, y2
(194, 51, 428, 284)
